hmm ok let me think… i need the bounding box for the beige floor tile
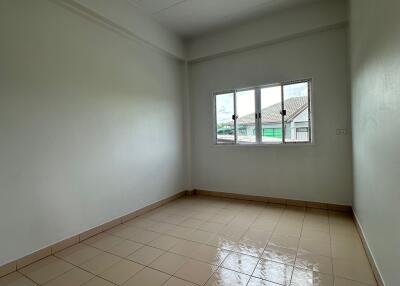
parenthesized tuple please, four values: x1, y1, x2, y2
(163, 277, 197, 286)
(190, 245, 229, 266)
(191, 211, 215, 221)
(99, 259, 143, 285)
(179, 218, 205, 228)
(105, 224, 128, 236)
(19, 256, 74, 285)
(122, 267, 170, 286)
(295, 252, 332, 274)
(205, 267, 250, 286)
(106, 240, 143, 258)
(109, 226, 139, 239)
(125, 218, 157, 229)
(252, 259, 293, 286)
(208, 214, 235, 225)
(334, 277, 375, 286)
(298, 238, 331, 257)
(333, 258, 376, 285)
(198, 222, 225, 233)
(331, 235, 368, 263)
(82, 277, 115, 286)
(236, 239, 267, 257)
(148, 235, 182, 251)
(150, 252, 188, 275)
(247, 277, 281, 286)
(186, 230, 214, 244)
(221, 253, 259, 275)
(274, 225, 302, 238)
(262, 246, 297, 265)
(165, 226, 194, 239)
(250, 221, 277, 232)
(144, 212, 165, 222)
(83, 233, 124, 251)
(241, 229, 272, 244)
(218, 226, 247, 241)
(55, 244, 102, 266)
(302, 222, 330, 234)
(43, 267, 93, 286)
(127, 246, 164, 266)
(208, 234, 239, 252)
(0, 272, 38, 286)
(175, 259, 216, 285)
(290, 268, 333, 286)
(170, 240, 201, 257)
(11, 198, 374, 286)
(301, 229, 330, 241)
(330, 223, 358, 237)
(268, 234, 299, 250)
(165, 214, 187, 225)
(80, 252, 121, 275)
(127, 229, 160, 244)
(146, 222, 176, 234)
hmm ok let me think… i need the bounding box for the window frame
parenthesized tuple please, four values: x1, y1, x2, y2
(213, 79, 313, 146)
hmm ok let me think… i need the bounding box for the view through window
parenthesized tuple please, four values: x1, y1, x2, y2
(215, 80, 311, 144)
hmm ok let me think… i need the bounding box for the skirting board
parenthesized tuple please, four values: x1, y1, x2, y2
(353, 212, 385, 286)
(193, 189, 352, 212)
(0, 190, 189, 278)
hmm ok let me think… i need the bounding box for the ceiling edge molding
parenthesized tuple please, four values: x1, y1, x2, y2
(50, 0, 186, 61)
(188, 21, 348, 65)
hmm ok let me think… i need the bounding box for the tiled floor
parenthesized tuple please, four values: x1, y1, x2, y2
(0, 195, 377, 286)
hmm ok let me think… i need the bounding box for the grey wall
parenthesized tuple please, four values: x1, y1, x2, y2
(350, 1, 400, 285)
(0, 0, 187, 266)
(189, 27, 353, 205)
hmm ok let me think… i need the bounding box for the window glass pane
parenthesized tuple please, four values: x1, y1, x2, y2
(283, 82, 310, 143)
(216, 92, 235, 144)
(236, 89, 256, 144)
(261, 86, 282, 144)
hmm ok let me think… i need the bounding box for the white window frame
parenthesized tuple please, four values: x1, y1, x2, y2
(213, 79, 312, 145)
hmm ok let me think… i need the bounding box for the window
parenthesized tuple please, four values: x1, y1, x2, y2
(214, 79, 312, 145)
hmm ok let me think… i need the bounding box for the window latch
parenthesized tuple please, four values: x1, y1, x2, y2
(280, 110, 287, 116)
(232, 114, 237, 120)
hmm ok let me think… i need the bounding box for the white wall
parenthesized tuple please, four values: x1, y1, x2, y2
(189, 27, 353, 205)
(0, 0, 186, 266)
(350, 1, 400, 285)
(187, 0, 348, 61)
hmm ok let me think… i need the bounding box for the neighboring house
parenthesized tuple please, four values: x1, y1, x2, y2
(219, 97, 309, 141)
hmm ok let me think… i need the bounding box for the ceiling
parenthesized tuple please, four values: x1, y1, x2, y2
(128, 0, 325, 39)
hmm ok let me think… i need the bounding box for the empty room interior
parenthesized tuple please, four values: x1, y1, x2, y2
(0, 0, 399, 285)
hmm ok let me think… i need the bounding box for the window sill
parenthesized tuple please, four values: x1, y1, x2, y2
(213, 142, 316, 147)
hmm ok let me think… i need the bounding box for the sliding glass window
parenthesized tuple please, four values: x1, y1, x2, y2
(214, 79, 312, 145)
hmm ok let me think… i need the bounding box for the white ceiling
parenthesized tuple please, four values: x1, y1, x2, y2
(128, 0, 325, 39)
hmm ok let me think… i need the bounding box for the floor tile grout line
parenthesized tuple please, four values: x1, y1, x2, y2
(54, 254, 120, 285)
(246, 203, 285, 286)
(328, 210, 338, 285)
(17, 255, 76, 286)
(288, 204, 306, 286)
(15, 270, 40, 285)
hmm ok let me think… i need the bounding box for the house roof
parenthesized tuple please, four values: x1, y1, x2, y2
(227, 96, 308, 126)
